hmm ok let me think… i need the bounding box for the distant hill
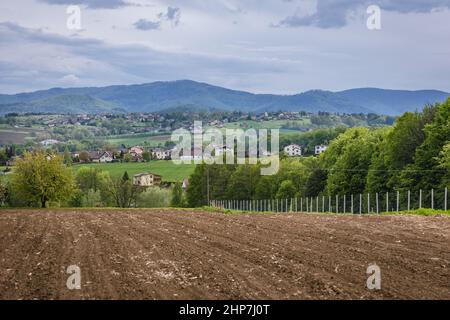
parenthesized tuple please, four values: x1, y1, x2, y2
(0, 80, 448, 115)
(0, 94, 125, 115)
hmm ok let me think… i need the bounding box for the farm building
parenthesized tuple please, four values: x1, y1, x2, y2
(133, 173, 162, 187)
(129, 146, 144, 157)
(40, 139, 60, 146)
(284, 144, 302, 157)
(315, 145, 328, 155)
(151, 148, 171, 160)
(89, 151, 114, 163)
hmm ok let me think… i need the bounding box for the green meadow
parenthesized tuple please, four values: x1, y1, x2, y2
(72, 161, 196, 182)
(105, 134, 171, 147)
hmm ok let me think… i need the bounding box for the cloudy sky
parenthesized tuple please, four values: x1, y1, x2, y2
(1, 0, 450, 94)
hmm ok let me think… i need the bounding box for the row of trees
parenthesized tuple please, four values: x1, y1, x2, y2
(185, 99, 450, 207)
(0, 151, 175, 208)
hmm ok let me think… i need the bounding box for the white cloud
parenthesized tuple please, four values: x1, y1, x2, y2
(0, 0, 449, 94)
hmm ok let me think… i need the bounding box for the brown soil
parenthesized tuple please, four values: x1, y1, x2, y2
(0, 209, 449, 300)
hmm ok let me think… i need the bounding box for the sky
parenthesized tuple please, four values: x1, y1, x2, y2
(1, 0, 450, 94)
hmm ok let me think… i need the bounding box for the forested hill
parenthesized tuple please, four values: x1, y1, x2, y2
(0, 80, 448, 115)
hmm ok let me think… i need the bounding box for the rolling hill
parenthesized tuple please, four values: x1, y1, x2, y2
(0, 80, 448, 115)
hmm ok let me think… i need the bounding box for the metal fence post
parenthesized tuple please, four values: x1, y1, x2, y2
(397, 191, 399, 212)
(419, 189, 422, 209)
(329, 196, 331, 213)
(368, 193, 370, 214)
(445, 187, 448, 211)
(431, 189, 434, 210)
(351, 194, 354, 214)
(316, 197, 319, 213)
(408, 190, 411, 211)
(359, 194, 362, 214)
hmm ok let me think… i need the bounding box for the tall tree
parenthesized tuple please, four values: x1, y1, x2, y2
(11, 151, 76, 207)
(171, 182, 183, 207)
(401, 99, 450, 192)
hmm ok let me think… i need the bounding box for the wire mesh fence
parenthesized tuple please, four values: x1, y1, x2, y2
(209, 188, 449, 214)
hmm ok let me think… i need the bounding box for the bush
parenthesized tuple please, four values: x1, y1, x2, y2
(136, 187, 171, 208)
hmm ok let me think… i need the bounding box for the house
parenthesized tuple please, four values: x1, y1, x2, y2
(133, 173, 162, 187)
(315, 145, 328, 155)
(89, 151, 113, 163)
(151, 148, 171, 160)
(182, 178, 189, 191)
(213, 145, 233, 157)
(179, 147, 203, 161)
(40, 139, 60, 146)
(284, 144, 302, 157)
(129, 146, 144, 157)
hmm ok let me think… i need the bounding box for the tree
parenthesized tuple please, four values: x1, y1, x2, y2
(11, 151, 76, 207)
(0, 149, 7, 166)
(123, 153, 133, 163)
(0, 178, 8, 206)
(324, 128, 377, 195)
(186, 164, 206, 207)
(79, 151, 90, 163)
(63, 147, 73, 166)
(401, 99, 450, 192)
(438, 142, 450, 187)
(365, 128, 391, 193)
(75, 167, 111, 206)
(171, 182, 183, 207)
(107, 172, 139, 208)
(76, 167, 110, 192)
(276, 180, 296, 199)
(142, 152, 151, 162)
(304, 168, 327, 197)
(226, 165, 261, 200)
(383, 110, 433, 188)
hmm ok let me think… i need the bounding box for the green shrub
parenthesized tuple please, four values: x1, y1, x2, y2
(136, 187, 171, 208)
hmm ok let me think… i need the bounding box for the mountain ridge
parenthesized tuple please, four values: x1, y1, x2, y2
(0, 80, 449, 115)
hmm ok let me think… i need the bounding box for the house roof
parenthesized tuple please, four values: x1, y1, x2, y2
(88, 151, 112, 159)
(133, 172, 162, 178)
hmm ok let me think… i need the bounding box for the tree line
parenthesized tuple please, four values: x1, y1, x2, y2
(185, 99, 450, 207)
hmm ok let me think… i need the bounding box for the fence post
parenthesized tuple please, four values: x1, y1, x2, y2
(419, 189, 422, 209)
(397, 191, 399, 212)
(311, 197, 313, 213)
(351, 194, 354, 214)
(322, 196, 325, 213)
(368, 193, 370, 214)
(329, 196, 332, 213)
(359, 194, 362, 214)
(431, 189, 434, 210)
(343, 195, 346, 214)
(408, 190, 411, 211)
(316, 197, 319, 213)
(445, 187, 448, 211)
